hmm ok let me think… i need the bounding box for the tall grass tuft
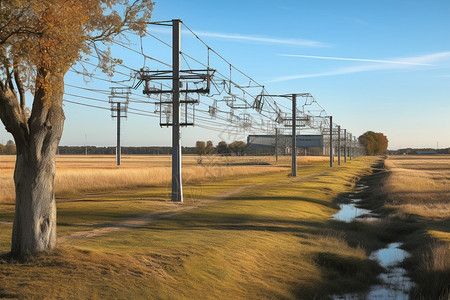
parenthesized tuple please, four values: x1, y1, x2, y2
(412, 242, 450, 299)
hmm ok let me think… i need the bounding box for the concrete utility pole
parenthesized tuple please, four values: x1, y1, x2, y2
(109, 87, 130, 166)
(172, 19, 183, 202)
(337, 125, 341, 166)
(117, 102, 121, 165)
(329, 116, 333, 167)
(275, 127, 279, 162)
(349, 133, 353, 160)
(253, 93, 310, 176)
(137, 19, 212, 203)
(343, 129, 347, 163)
(292, 94, 297, 177)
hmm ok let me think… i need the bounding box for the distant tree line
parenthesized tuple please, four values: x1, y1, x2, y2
(0, 140, 16, 154)
(195, 140, 247, 156)
(57, 142, 251, 156)
(57, 146, 197, 155)
(358, 131, 388, 155)
(387, 148, 450, 155)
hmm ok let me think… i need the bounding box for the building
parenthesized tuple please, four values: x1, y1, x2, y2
(247, 135, 324, 155)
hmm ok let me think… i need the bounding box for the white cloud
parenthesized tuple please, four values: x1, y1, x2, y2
(269, 51, 450, 82)
(147, 27, 328, 48)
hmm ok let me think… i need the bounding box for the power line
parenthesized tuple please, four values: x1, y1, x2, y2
(65, 19, 355, 145)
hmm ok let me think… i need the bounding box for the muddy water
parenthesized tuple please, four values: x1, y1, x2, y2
(332, 183, 415, 299)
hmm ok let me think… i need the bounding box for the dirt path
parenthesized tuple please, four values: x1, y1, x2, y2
(58, 179, 275, 243)
(5, 172, 318, 244)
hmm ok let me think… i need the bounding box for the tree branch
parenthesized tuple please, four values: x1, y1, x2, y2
(0, 83, 27, 147)
(1, 52, 14, 92)
(13, 69, 25, 110)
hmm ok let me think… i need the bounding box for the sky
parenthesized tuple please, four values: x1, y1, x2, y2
(1, 0, 449, 150)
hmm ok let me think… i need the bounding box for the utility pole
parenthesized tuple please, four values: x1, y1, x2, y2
(109, 87, 130, 166)
(117, 103, 121, 165)
(275, 127, 279, 162)
(337, 125, 341, 166)
(262, 93, 310, 176)
(292, 94, 297, 177)
(343, 129, 347, 163)
(349, 133, 352, 160)
(329, 116, 333, 167)
(136, 19, 213, 203)
(172, 19, 183, 202)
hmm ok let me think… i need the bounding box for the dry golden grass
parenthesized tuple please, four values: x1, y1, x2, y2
(0, 155, 330, 203)
(420, 242, 450, 273)
(384, 155, 450, 219)
(0, 156, 383, 299)
(412, 241, 450, 298)
(384, 155, 449, 299)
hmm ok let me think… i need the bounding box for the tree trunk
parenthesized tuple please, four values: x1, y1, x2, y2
(11, 149, 58, 257)
(7, 72, 65, 259)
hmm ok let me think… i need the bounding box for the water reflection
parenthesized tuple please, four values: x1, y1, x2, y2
(368, 243, 414, 299)
(370, 243, 409, 268)
(332, 185, 415, 299)
(333, 201, 371, 222)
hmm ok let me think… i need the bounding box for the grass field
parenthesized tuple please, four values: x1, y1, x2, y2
(0, 155, 327, 204)
(382, 155, 450, 298)
(384, 155, 450, 219)
(0, 155, 382, 299)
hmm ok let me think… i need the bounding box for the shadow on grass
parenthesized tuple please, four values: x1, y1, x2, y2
(307, 251, 383, 297)
(57, 198, 169, 203)
(223, 195, 337, 208)
(0, 287, 18, 299)
(142, 216, 324, 236)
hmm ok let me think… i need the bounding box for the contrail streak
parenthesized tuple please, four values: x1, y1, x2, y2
(279, 54, 431, 66)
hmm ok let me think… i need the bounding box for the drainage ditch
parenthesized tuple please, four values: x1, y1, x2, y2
(332, 182, 415, 299)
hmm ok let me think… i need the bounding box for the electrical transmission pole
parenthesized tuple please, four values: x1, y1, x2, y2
(109, 87, 130, 166)
(292, 94, 297, 177)
(117, 102, 121, 165)
(349, 133, 352, 160)
(172, 19, 182, 202)
(343, 129, 347, 163)
(329, 116, 333, 167)
(135, 19, 213, 203)
(275, 127, 279, 162)
(263, 93, 310, 176)
(337, 125, 341, 166)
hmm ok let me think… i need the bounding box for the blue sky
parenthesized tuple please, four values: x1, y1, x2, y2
(1, 0, 449, 149)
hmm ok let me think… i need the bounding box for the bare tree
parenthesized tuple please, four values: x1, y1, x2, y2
(0, 0, 153, 259)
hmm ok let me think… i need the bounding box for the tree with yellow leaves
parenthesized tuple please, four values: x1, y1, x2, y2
(358, 131, 389, 155)
(0, 0, 153, 259)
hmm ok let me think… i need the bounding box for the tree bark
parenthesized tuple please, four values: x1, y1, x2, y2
(0, 71, 65, 258)
(11, 148, 58, 257)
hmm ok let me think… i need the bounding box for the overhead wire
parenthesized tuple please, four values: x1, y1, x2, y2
(66, 19, 350, 138)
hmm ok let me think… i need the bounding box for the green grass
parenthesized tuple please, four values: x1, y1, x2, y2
(0, 157, 383, 299)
